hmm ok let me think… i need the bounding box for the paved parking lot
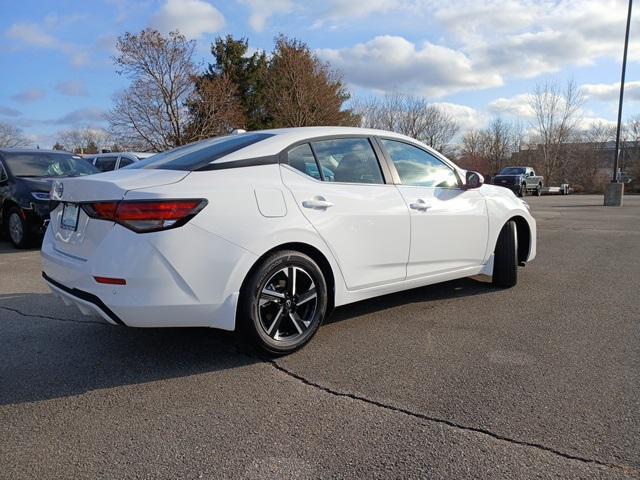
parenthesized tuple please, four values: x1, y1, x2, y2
(1, 194, 639, 479)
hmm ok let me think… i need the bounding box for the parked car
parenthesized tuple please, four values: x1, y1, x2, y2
(85, 152, 155, 172)
(41, 127, 537, 354)
(492, 166, 544, 197)
(0, 149, 99, 248)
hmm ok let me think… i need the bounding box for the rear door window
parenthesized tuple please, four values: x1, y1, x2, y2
(310, 138, 384, 185)
(94, 156, 118, 172)
(118, 157, 134, 168)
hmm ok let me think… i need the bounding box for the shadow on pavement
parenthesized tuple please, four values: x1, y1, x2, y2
(0, 277, 494, 406)
(327, 276, 494, 325)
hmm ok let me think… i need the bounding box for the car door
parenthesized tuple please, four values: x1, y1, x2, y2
(378, 138, 489, 279)
(280, 137, 410, 290)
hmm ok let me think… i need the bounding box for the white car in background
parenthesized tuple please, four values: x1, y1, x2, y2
(86, 152, 155, 172)
(41, 127, 536, 354)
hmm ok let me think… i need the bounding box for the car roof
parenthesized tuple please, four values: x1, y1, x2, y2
(216, 126, 444, 163)
(0, 148, 75, 155)
(88, 152, 153, 159)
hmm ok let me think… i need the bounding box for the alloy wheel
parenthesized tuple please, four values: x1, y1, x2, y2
(8, 213, 23, 245)
(258, 266, 318, 341)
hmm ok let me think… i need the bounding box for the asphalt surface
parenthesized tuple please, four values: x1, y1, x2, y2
(0, 194, 639, 479)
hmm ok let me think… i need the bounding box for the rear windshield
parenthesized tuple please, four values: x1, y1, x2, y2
(500, 167, 526, 175)
(3, 152, 98, 177)
(128, 133, 274, 171)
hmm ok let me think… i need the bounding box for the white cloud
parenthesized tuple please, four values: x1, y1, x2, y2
(151, 0, 225, 39)
(55, 80, 88, 97)
(49, 108, 107, 126)
(433, 102, 488, 132)
(4, 19, 90, 67)
(488, 94, 536, 118)
(318, 36, 503, 98)
(0, 106, 22, 117)
(582, 81, 640, 102)
(5, 22, 58, 48)
(11, 89, 46, 104)
(239, 0, 294, 32)
(432, 0, 640, 77)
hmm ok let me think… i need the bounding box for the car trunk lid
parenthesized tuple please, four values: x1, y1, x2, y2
(49, 169, 189, 260)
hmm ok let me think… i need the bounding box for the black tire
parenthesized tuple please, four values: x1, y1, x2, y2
(536, 184, 542, 196)
(6, 207, 31, 249)
(519, 183, 526, 197)
(493, 220, 518, 288)
(239, 250, 328, 355)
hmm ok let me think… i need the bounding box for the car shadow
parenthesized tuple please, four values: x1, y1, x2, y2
(0, 238, 41, 254)
(0, 277, 495, 406)
(326, 276, 494, 325)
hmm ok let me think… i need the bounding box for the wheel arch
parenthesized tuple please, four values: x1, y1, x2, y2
(509, 215, 531, 265)
(1, 199, 19, 227)
(239, 241, 337, 316)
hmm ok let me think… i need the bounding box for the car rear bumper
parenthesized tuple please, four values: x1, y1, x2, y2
(40, 222, 257, 330)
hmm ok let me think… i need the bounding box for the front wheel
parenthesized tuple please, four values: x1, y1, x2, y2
(493, 220, 518, 288)
(239, 250, 328, 355)
(6, 207, 31, 248)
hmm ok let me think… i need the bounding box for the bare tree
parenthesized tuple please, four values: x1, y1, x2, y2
(527, 79, 585, 183)
(354, 93, 459, 155)
(458, 129, 489, 173)
(56, 128, 112, 154)
(624, 115, 640, 142)
(186, 75, 246, 140)
(108, 29, 198, 152)
(0, 122, 30, 148)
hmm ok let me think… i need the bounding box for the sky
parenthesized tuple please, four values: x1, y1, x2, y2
(0, 0, 638, 148)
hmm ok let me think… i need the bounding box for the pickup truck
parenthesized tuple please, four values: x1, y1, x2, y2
(491, 166, 544, 197)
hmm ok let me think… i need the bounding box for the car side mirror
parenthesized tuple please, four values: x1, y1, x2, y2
(464, 171, 484, 189)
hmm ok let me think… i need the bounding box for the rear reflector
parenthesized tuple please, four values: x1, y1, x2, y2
(94, 276, 127, 285)
(82, 199, 207, 233)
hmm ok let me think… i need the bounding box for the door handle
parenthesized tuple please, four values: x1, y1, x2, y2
(302, 196, 334, 210)
(409, 199, 431, 211)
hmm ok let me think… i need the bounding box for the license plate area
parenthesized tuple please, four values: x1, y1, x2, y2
(61, 203, 80, 231)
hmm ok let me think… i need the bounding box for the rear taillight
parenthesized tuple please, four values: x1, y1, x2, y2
(82, 199, 207, 233)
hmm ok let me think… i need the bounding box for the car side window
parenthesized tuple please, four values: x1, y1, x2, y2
(94, 156, 118, 172)
(287, 144, 322, 180)
(380, 139, 459, 188)
(118, 157, 134, 168)
(311, 138, 383, 184)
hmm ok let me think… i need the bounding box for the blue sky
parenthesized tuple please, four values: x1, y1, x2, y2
(1, 0, 638, 147)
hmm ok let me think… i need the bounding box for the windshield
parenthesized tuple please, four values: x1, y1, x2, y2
(500, 167, 526, 175)
(3, 152, 99, 178)
(128, 133, 274, 171)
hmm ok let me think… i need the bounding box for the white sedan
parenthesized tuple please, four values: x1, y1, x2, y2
(41, 127, 536, 353)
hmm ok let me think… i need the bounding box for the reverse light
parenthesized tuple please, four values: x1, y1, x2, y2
(82, 199, 207, 233)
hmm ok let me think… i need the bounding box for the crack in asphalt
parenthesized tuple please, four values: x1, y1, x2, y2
(0, 305, 108, 326)
(3, 306, 638, 477)
(269, 360, 640, 478)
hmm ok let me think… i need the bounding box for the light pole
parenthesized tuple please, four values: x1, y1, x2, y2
(605, 0, 633, 206)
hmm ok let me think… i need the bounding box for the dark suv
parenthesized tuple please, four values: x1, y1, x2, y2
(0, 149, 99, 248)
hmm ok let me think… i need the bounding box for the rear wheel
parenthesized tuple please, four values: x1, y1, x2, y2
(536, 184, 542, 196)
(519, 183, 527, 197)
(493, 220, 518, 288)
(6, 207, 30, 249)
(239, 250, 328, 354)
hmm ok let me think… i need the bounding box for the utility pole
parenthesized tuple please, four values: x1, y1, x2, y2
(605, 0, 633, 206)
